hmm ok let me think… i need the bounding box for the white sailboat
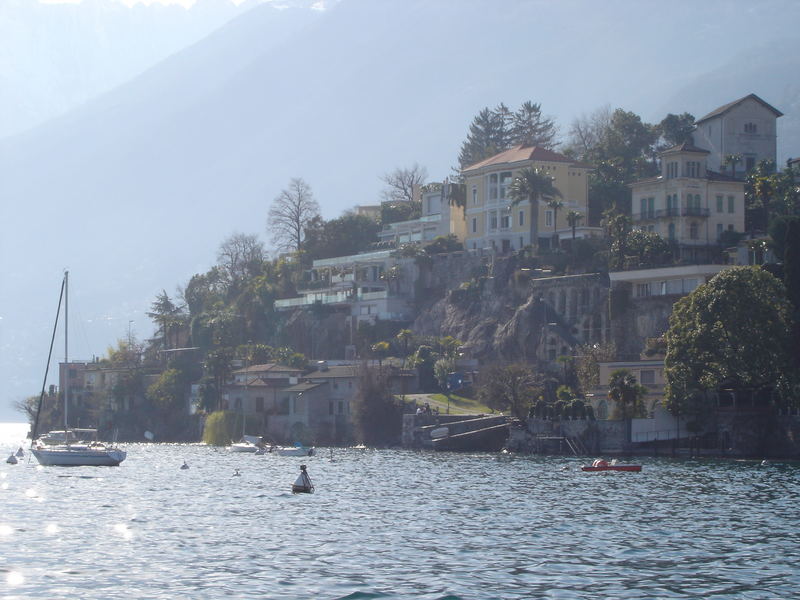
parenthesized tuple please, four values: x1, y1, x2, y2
(31, 271, 127, 467)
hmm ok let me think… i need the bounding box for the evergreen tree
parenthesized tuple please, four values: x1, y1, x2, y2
(509, 101, 558, 148)
(458, 106, 508, 169)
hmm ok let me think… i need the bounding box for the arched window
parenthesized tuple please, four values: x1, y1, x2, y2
(597, 400, 608, 420)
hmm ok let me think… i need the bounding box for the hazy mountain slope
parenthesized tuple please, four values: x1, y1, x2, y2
(0, 0, 263, 138)
(1, 0, 799, 418)
(657, 37, 800, 163)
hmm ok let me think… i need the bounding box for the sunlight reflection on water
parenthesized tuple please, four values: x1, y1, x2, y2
(1, 433, 799, 599)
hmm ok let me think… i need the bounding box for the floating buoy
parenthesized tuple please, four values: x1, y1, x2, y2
(233, 469, 241, 477)
(6, 454, 18, 465)
(292, 464, 314, 494)
(180, 461, 189, 470)
(16, 447, 24, 457)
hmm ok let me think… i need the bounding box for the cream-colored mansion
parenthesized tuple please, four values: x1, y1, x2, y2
(461, 145, 597, 252)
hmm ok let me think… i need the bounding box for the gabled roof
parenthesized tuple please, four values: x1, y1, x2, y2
(304, 365, 360, 379)
(696, 94, 783, 124)
(283, 382, 327, 393)
(462, 145, 591, 173)
(660, 141, 710, 155)
(232, 363, 303, 375)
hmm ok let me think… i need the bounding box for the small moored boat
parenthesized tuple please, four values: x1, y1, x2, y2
(276, 444, 315, 457)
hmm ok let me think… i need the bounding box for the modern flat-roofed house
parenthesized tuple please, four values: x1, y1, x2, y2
(377, 182, 467, 247)
(461, 145, 596, 253)
(274, 249, 416, 332)
(692, 93, 783, 177)
(629, 142, 745, 263)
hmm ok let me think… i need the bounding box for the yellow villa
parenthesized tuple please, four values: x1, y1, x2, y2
(461, 145, 594, 252)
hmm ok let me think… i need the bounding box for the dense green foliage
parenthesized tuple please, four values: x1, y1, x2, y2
(351, 366, 403, 446)
(664, 267, 794, 416)
(477, 363, 543, 418)
(302, 214, 380, 262)
(202, 410, 239, 446)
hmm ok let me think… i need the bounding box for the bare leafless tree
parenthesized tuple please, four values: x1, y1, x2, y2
(267, 178, 320, 253)
(216, 232, 265, 289)
(566, 105, 612, 160)
(380, 163, 428, 204)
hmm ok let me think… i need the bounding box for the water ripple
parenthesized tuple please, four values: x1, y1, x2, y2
(2, 442, 799, 598)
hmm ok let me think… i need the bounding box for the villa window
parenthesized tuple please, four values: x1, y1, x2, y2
(746, 156, 755, 172)
(728, 196, 735, 213)
(471, 218, 477, 233)
(636, 283, 651, 297)
(717, 223, 723, 240)
(488, 174, 498, 200)
(490, 212, 498, 230)
(545, 210, 553, 227)
(472, 186, 478, 205)
(666, 162, 678, 178)
(690, 222, 699, 240)
(716, 195, 724, 213)
(499, 172, 513, 199)
(686, 161, 699, 178)
(500, 214, 510, 229)
(640, 370, 655, 385)
(519, 210, 524, 226)
(256, 397, 264, 412)
(744, 122, 757, 134)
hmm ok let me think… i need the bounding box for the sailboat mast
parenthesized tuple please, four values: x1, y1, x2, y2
(64, 270, 69, 432)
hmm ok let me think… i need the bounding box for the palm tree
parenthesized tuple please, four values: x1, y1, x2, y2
(508, 167, 562, 252)
(608, 369, 648, 420)
(396, 329, 413, 367)
(566, 210, 584, 242)
(547, 197, 564, 249)
(566, 210, 584, 265)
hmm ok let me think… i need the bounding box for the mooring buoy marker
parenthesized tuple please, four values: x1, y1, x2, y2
(292, 464, 314, 494)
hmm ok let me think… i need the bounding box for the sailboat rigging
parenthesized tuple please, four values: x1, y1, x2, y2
(31, 271, 127, 467)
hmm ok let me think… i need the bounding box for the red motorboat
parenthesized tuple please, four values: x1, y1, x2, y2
(582, 459, 642, 472)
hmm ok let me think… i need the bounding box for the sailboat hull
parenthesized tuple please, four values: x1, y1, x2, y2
(32, 446, 126, 467)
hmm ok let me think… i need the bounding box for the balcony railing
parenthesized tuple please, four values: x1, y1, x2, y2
(634, 206, 709, 220)
(681, 206, 709, 217)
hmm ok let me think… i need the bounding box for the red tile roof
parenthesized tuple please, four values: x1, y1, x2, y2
(462, 145, 591, 173)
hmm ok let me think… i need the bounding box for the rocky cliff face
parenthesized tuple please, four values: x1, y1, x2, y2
(278, 251, 652, 367)
(413, 253, 610, 363)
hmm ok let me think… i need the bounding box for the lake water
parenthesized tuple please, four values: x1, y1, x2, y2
(2, 421, 799, 599)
